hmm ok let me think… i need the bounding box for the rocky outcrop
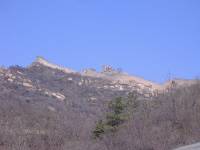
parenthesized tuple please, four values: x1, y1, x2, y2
(31, 56, 76, 74)
(1, 57, 195, 99)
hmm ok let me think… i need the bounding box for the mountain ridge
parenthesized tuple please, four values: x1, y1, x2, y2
(30, 56, 195, 94)
(0, 57, 199, 150)
(0, 56, 195, 99)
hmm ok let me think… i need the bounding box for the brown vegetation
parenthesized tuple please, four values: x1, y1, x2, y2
(0, 64, 199, 150)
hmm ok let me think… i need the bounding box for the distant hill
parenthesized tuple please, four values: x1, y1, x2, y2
(0, 57, 199, 150)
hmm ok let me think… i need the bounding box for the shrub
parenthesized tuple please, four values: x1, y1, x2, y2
(93, 120, 105, 138)
(93, 97, 128, 138)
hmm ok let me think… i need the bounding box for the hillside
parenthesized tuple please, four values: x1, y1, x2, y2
(0, 57, 199, 150)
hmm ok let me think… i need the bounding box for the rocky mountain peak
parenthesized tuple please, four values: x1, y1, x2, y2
(31, 56, 76, 74)
(0, 57, 197, 150)
(0, 56, 194, 98)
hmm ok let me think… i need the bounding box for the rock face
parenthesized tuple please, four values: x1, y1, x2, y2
(25, 57, 195, 97)
(0, 57, 195, 100)
(28, 57, 162, 96)
(31, 56, 76, 74)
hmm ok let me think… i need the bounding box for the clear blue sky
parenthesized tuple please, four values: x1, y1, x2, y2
(0, 0, 200, 83)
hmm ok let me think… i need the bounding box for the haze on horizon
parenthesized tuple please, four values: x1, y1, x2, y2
(0, 0, 200, 83)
